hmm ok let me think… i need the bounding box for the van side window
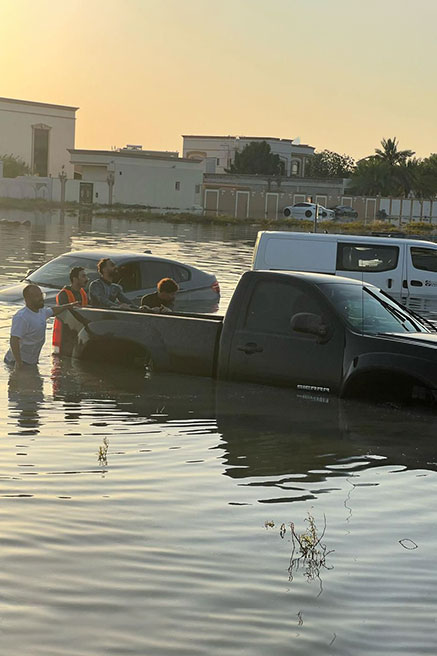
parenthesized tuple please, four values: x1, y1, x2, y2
(244, 280, 324, 335)
(410, 247, 437, 273)
(336, 243, 399, 272)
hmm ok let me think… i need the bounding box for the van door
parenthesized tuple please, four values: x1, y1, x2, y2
(335, 241, 405, 300)
(406, 244, 437, 302)
(226, 277, 344, 391)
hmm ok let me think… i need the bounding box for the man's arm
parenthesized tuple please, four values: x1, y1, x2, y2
(51, 302, 79, 316)
(116, 286, 136, 307)
(10, 336, 23, 368)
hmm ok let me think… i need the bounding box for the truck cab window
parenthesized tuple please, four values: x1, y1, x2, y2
(337, 243, 399, 272)
(410, 247, 437, 273)
(244, 280, 325, 335)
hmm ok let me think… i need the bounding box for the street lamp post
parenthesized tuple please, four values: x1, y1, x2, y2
(107, 166, 115, 206)
(58, 166, 67, 205)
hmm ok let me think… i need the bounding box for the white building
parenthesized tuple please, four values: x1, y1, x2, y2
(69, 148, 204, 209)
(182, 135, 315, 177)
(0, 97, 77, 178)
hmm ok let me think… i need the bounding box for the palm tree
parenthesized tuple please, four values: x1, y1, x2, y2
(374, 137, 414, 166)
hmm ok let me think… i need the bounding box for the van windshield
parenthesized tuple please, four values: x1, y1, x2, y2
(320, 283, 431, 334)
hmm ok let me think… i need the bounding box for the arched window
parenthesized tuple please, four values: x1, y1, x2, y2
(291, 160, 300, 176)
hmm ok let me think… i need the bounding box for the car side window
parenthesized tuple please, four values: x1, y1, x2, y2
(140, 261, 175, 289)
(116, 262, 142, 292)
(172, 265, 191, 283)
(336, 243, 399, 272)
(410, 247, 437, 273)
(244, 280, 325, 335)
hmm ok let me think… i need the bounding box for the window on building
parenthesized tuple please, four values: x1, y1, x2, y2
(175, 181, 181, 191)
(336, 243, 399, 272)
(216, 158, 220, 165)
(291, 160, 300, 176)
(195, 184, 200, 194)
(33, 127, 49, 177)
(410, 247, 437, 272)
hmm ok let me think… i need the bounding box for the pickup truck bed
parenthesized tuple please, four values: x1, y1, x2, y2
(58, 307, 223, 377)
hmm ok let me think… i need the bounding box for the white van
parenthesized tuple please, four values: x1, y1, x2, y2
(252, 231, 437, 308)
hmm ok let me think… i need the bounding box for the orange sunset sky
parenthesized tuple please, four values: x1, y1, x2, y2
(1, 0, 436, 159)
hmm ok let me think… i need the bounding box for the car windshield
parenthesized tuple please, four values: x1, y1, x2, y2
(27, 255, 101, 289)
(320, 282, 431, 334)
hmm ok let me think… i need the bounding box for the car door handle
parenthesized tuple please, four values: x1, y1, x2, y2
(237, 342, 264, 355)
(387, 278, 393, 289)
(410, 280, 423, 287)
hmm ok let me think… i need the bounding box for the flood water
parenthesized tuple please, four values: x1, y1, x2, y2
(1, 210, 437, 655)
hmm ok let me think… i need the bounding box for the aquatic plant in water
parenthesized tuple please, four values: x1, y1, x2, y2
(265, 512, 334, 594)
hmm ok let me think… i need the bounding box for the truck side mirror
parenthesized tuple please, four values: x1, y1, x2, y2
(290, 312, 331, 342)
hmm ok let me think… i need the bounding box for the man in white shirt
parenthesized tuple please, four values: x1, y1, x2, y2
(4, 284, 78, 369)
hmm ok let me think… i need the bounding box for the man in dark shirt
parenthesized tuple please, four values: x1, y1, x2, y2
(141, 278, 179, 313)
(89, 258, 135, 309)
(56, 266, 89, 305)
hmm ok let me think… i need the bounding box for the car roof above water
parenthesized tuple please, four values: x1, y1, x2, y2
(57, 250, 187, 265)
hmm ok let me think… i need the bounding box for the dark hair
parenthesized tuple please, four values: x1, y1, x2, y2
(97, 258, 112, 274)
(23, 284, 39, 301)
(157, 278, 179, 293)
(70, 266, 85, 283)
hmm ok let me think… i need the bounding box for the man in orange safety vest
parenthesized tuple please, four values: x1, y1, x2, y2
(53, 267, 88, 353)
(56, 266, 89, 306)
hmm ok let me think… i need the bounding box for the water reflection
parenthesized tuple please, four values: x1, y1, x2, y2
(49, 358, 437, 503)
(8, 365, 44, 434)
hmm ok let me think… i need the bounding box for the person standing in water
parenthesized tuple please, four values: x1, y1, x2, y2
(4, 284, 78, 370)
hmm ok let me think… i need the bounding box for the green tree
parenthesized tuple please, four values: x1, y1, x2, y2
(374, 137, 414, 166)
(227, 141, 284, 175)
(413, 154, 437, 199)
(305, 150, 355, 178)
(0, 154, 31, 178)
(348, 159, 395, 196)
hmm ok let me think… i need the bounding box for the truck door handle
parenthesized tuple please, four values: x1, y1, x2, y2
(387, 278, 393, 289)
(402, 279, 408, 289)
(410, 280, 423, 287)
(238, 342, 264, 355)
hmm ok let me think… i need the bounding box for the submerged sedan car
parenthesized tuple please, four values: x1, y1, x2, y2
(0, 250, 220, 311)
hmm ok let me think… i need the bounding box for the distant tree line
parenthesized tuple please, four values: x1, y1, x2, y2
(224, 137, 437, 200)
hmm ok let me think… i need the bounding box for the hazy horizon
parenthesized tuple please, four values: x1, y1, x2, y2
(2, 0, 436, 159)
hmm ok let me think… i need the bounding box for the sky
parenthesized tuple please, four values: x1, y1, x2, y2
(1, 0, 436, 160)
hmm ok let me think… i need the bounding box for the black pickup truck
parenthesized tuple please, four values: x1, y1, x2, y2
(55, 270, 437, 403)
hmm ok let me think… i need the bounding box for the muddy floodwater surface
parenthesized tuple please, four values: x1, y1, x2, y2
(0, 211, 437, 655)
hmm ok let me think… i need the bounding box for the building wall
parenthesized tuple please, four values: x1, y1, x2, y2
(202, 174, 437, 222)
(69, 150, 204, 209)
(0, 98, 77, 178)
(183, 135, 314, 176)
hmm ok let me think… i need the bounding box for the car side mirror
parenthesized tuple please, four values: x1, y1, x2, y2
(23, 269, 35, 280)
(290, 312, 331, 343)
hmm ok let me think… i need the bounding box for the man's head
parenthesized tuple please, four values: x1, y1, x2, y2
(23, 284, 44, 310)
(157, 278, 179, 305)
(97, 258, 117, 281)
(70, 266, 88, 288)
